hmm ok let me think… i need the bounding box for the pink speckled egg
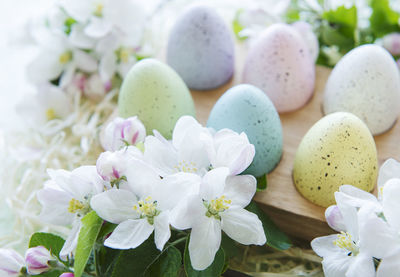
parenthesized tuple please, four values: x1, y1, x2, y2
(243, 24, 315, 113)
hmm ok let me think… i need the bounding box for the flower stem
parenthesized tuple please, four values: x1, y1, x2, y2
(169, 236, 187, 247)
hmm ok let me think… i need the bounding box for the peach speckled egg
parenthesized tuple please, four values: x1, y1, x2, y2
(243, 23, 315, 113)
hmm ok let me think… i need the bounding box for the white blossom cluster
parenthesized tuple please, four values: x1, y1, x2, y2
(312, 159, 400, 277)
(37, 115, 266, 270)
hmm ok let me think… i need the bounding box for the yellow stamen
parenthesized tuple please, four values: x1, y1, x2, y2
(133, 196, 160, 224)
(119, 48, 130, 63)
(93, 3, 104, 17)
(59, 51, 72, 64)
(204, 195, 232, 220)
(68, 198, 85, 214)
(333, 232, 358, 255)
(46, 108, 56, 120)
(174, 160, 198, 173)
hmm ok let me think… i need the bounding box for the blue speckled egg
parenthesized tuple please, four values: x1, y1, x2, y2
(207, 84, 283, 177)
(167, 4, 235, 90)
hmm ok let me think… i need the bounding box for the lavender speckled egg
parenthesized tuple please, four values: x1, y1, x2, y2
(167, 4, 234, 90)
(291, 21, 319, 62)
(293, 112, 378, 207)
(243, 23, 315, 113)
(207, 84, 283, 177)
(323, 44, 400, 135)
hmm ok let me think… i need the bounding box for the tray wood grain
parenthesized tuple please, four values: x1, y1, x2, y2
(190, 46, 400, 241)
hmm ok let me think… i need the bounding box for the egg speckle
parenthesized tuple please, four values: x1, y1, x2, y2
(167, 4, 234, 90)
(207, 84, 283, 177)
(323, 44, 400, 135)
(243, 23, 315, 113)
(293, 112, 378, 207)
(118, 59, 196, 139)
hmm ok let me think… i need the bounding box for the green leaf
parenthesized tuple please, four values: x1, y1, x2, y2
(285, 0, 300, 23)
(256, 175, 267, 191)
(94, 244, 121, 277)
(220, 233, 239, 260)
(29, 232, 66, 261)
(144, 246, 182, 277)
(74, 211, 103, 277)
(369, 0, 400, 37)
(246, 201, 292, 250)
(184, 236, 225, 277)
(232, 9, 247, 41)
(320, 5, 357, 52)
(111, 235, 160, 277)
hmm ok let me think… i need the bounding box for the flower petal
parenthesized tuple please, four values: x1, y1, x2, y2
(200, 167, 229, 201)
(170, 194, 205, 230)
(60, 219, 82, 260)
(311, 234, 343, 258)
(73, 50, 97, 72)
(84, 16, 112, 38)
(189, 217, 222, 271)
(37, 186, 74, 226)
(172, 116, 201, 149)
(382, 178, 400, 231)
(377, 158, 400, 190)
(377, 250, 400, 277)
(325, 205, 346, 232)
(345, 252, 375, 277)
(105, 219, 153, 249)
(143, 135, 177, 177)
(154, 211, 171, 251)
(124, 159, 161, 197)
(90, 189, 138, 224)
(153, 172, 201, 211)
(321, 252, 351, 277)
(221, 208, 266, 245)
(224, 175, 256, 208)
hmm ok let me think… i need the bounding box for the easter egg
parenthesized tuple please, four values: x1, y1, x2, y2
(293, 112, 378, 207)
(243, 23, 315, 113)
(291, 21, 319, 62)
(167, 4, 234, 90)
(323, 44, 400, 135)
(118, 59, 196, 139)
(207, 84, 283, 177)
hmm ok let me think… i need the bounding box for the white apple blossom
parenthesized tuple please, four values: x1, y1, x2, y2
(0, 249, 24, 277)
(59, 0, 146, 44)
(16, 83, 73, 132)
(170, 167, 266, 270)
(37, 166, 105, 259)
(205, 128, 255, 176)
(325, 205, 345, 232)
(101, 116, 146, 151)
(27, 33, 97, 87)
(143, 116, 213, 177)
(358, 180, 400, 277)
(311, 202, 375, 277)
(96, 146, 143, 186)
(91, 159, 201, 251)
(96, 32, 140, 81)
(144, 116, 255, 178)
(25, 246, 53, 275)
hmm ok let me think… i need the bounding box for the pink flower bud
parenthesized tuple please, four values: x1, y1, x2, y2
(60, 273, 74, 277)
(325, 205, 346, 232)
(0, 249, 24, 277)
(382, 33, 400, 56)
(25, 246, 53, 275)
(102, 117, 146, 151)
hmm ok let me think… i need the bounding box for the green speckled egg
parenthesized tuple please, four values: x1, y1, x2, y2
(118, 59, 196, 138)
(293, 112, 377, 207)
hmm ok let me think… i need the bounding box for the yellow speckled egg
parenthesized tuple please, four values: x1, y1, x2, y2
(293, 112, 378, 207)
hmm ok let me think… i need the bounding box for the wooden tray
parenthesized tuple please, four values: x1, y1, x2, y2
(190, 47, 400, 242)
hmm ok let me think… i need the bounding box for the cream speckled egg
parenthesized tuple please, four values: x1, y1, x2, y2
(323, 44, 400, 135)
(118, 59, 196, 139)
(293, 112, 378, 207)
(243, 23, 315, 113)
